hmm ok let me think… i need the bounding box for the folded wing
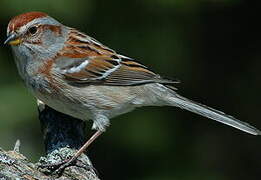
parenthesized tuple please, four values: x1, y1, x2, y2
(56, 55, 179, 86)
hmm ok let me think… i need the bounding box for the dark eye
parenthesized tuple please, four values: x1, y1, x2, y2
(28, 26, 38, 35)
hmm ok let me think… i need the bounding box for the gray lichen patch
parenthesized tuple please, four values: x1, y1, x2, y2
(39, 147, 76, 164)
(38, 147, 94, 174)
(0, 148, 47, 180)
(0, 153, 15, 165)
(0, 147, 99, 180)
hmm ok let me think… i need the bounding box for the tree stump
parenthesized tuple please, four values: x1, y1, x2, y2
(0, 101, 100, 180)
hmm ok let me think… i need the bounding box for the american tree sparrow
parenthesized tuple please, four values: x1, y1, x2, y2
(5, 12, 260, 170)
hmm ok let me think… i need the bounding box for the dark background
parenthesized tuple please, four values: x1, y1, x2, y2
(0, 0, 261, 179)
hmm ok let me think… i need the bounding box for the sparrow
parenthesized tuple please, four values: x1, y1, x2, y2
(5, 11, 260, 170)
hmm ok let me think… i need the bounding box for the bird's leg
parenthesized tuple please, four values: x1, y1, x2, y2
(39, 130, 103, 174)
(63, 130, 103, 166)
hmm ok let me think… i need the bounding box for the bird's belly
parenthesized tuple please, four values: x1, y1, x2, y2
(34, 89, 93, 120)
(26, 76, 92, 120)
(28, 79, 142, 121)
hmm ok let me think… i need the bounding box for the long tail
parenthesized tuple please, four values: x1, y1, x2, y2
(166, 93, 261, 135)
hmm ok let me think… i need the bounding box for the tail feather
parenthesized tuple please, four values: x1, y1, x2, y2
(169, 94, 261, 135)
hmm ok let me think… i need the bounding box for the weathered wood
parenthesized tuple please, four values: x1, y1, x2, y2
(0, 102, 100, 180)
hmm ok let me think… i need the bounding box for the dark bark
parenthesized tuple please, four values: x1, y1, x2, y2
(38, 104, 86, 154)
(0, 102, 100, 180)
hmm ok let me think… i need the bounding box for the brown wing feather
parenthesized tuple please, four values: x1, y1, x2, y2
(63, 57, 119, 81)
(62, 56, 178, 86)
(59, 29, 179, 86)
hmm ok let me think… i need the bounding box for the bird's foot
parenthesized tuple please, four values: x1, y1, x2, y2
(38, 157, 95, 176)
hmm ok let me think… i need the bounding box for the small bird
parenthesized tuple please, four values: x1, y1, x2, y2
(5, 12, 260, 170)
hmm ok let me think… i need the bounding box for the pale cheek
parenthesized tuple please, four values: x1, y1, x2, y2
(42, 30, 58, 46)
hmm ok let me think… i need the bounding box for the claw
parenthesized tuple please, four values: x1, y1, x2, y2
(38, 157, 96, 175)
(38, 158, 74, 174)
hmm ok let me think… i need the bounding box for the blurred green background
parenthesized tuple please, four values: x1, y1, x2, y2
(0, 0, 261, 179)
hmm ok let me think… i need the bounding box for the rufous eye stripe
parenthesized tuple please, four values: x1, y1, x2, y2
(42, 25, 62, 35)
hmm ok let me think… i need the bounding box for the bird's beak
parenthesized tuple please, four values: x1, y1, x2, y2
(4, 33, 22, 46)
